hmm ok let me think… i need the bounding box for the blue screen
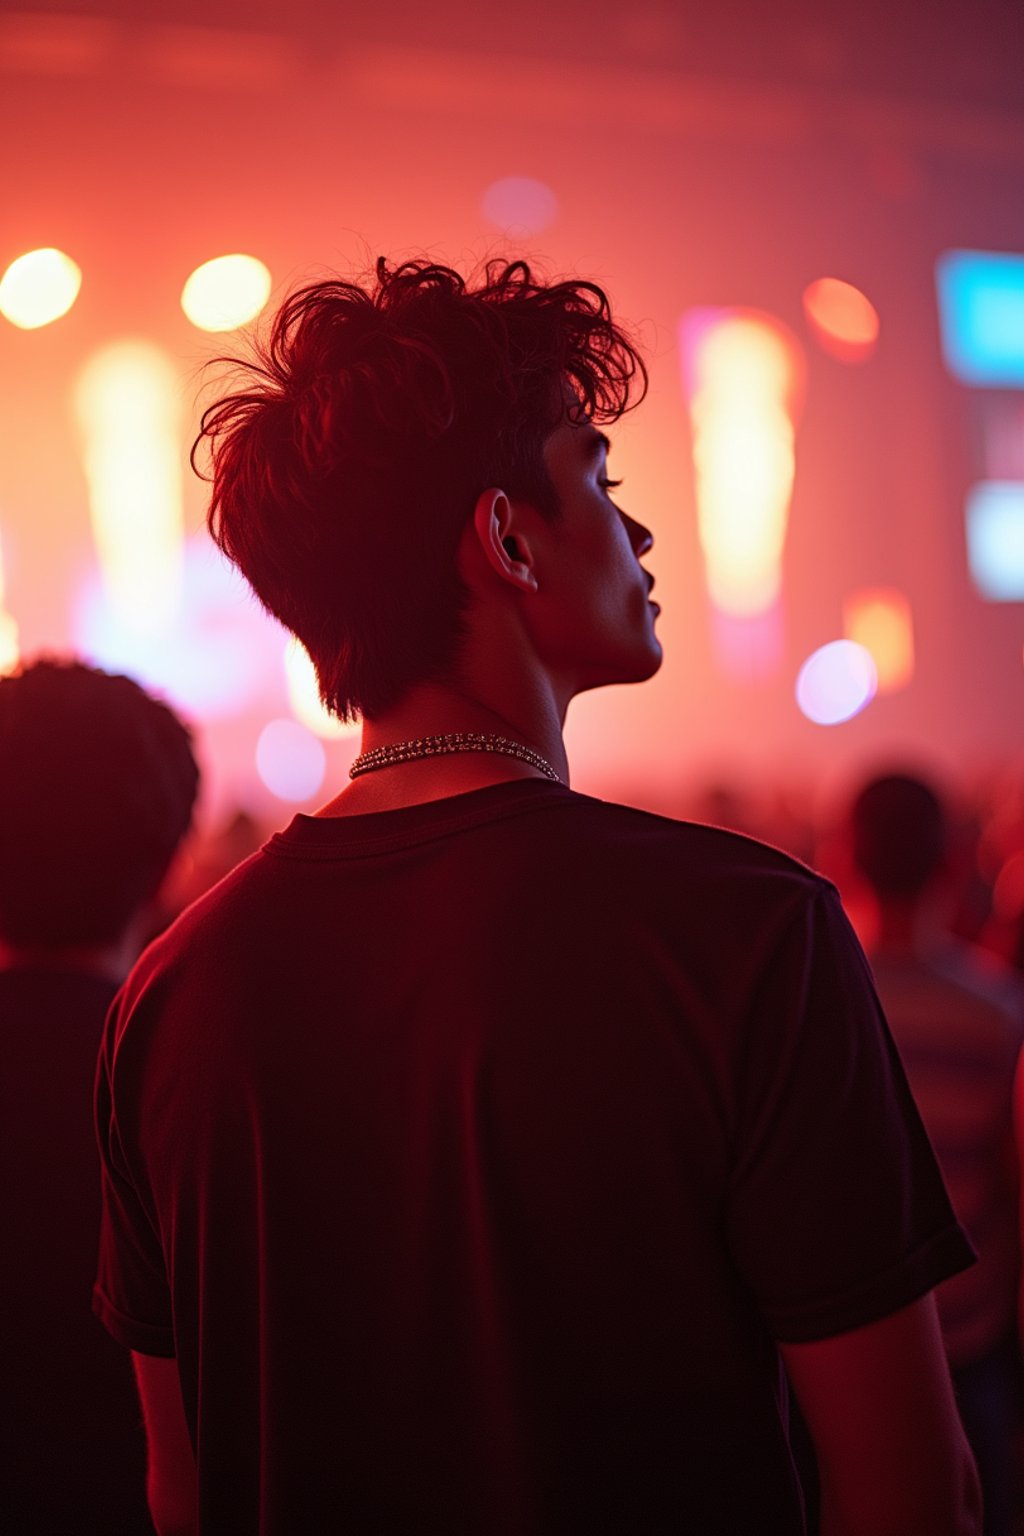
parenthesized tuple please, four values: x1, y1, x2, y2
(935, 250, 1024, 387)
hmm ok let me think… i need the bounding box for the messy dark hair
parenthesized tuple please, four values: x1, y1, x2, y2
(193, 257, 647, 720)
(0, 658, 199, 948)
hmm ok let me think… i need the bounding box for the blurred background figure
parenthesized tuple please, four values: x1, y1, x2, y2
(0, 657, 199, 1533)
(166, 805, 266, 914)
(850, 770, 1024, 1536)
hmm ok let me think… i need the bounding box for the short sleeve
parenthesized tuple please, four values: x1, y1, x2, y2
(93, 994, 175, 1358)
(727, 885, 975, 1343)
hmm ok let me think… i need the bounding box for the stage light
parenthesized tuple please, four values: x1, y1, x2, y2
(73, 340, 184, 633)
(0, 247, 81, 329)
(181, 253, 272, 333)
(936, 250, 1024, 387)
(256, 718, 326, 802)
(796, 639, 877, 725)
(481, 176, 558, 234)
(965, 481, 1024, 600)
(75, 535, 283, 721)
(284, 637, 358, 740)
(842, 588, 914, 692)
(680, 308, 804, 618)
(802, 277, 879, 364)
(0, 532, 19, 675)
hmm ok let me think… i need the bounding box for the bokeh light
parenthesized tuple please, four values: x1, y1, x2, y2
(181, 253, 272, 332)
(0, 247, 81, 329)
(802, 276, 880, 364)
(75, 535, 284, 721)
(936, 249, 1024, 387)
(796, 640, 877, 725)
(965, 481, 1024, 600)
(284, 636, 359, 740)
(256, 718, 326, 802)
(0, 531, 20, 675)
(73, 339, 184, 633)
(842, 587, 914, 692)
(481, 176, 558, 234)
(680, 308, 804, 617)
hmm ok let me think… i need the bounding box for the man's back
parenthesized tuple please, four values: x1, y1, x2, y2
(96, 780, 971, 1534)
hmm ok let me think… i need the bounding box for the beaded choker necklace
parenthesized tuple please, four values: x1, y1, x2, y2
(349, 731, 561, 783)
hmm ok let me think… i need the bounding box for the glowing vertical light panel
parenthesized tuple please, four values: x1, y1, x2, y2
(0, 532, 20, 674)
(842, 588, 914, 692)
(680, 309, 804, 620)
(73, 341, 184, 633)
(0, 247, 81, 329)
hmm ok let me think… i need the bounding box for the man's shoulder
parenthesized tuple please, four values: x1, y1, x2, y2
(124, 845, 272, 992)
(566, 790, 829, 891)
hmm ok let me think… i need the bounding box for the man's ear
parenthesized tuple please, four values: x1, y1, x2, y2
(469, 488, 539, 593)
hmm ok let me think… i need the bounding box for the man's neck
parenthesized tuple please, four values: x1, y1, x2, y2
(317, 681, 569, 818)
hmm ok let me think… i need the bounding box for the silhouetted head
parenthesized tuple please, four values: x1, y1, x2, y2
(851, 772, 947, 901)
(0, 658, 200, 948)
(193, 257, 647, 721)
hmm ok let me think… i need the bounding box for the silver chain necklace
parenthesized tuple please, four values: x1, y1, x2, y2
(349, 731, 562, 783)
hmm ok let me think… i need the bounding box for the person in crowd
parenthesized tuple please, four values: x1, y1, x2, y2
(95, 258, 980, 1534)
(851, 769, 1024, 1536)
(0, 657, 199, 1532)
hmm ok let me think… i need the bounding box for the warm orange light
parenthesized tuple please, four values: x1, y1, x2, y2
(803, 277, 879, 364)
(842, 587, 914, 692)
(181, 254, 271, 332)
(73, 341, 185, 632)
(681, 309, 804, 617)
(0, 247, 81, 330)
(284, 637, 359, 740)
(0, 532, 20, 675)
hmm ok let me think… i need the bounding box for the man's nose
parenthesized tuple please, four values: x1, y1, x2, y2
(623, 513, 653, 557)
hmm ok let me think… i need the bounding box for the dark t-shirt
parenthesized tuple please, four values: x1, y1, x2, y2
(1, 964, 151, 1533)
(94, 781, 973, 1534)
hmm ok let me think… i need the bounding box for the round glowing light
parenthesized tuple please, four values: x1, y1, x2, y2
(283, 637, 358, 740)
(181, 254, 272, 333)
(796, 639, 877, 725)
(802, 277, 880, 364)
(0, 247, 81, 330)
(481, 176, 559, 234)
(256, 718, 326, 802)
